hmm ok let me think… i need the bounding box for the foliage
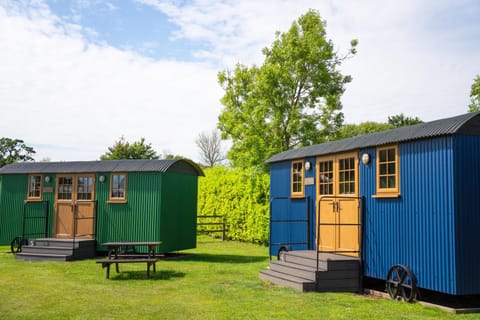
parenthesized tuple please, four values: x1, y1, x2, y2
(388, 113, 423, 127)
(198, 166, 270, 244)
(335, 121, 393, 140)
(0, 137, 35, 168)
(218, 9, 357, 170)
(335, 114, 423, 140)
(0, 239, 467, 319)
(100, 136, 159, 160)
(468, 75, 480, 112)
(195, 130, 224, 167)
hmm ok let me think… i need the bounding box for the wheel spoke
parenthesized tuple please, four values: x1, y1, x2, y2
(386, 264, 417, 302)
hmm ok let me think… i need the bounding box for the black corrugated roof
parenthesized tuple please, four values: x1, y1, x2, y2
(0, 159, 205, 176)
(267, 112, 480, 163)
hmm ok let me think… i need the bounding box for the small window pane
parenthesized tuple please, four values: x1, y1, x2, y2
(388, 149, 396, 161)
(388, 163, 396, 174)
(380, 163, 387, 175)
(388, 176, 396, 188)
(379, 150, 387, 162)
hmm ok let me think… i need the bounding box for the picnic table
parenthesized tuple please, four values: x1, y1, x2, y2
(96, 241, 162, 279)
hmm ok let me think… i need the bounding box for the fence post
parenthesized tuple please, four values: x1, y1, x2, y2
(222, 216, 225, 241)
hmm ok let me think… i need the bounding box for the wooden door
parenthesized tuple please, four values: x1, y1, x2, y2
(54, 174, 95, 239)
(316, 153, 360, 257)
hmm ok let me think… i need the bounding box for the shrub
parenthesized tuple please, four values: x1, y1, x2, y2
(198, 166, 269, 244)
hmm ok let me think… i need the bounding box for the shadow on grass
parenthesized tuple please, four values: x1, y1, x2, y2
(172, 253, 267, 264)
(110, 270, 186, 281)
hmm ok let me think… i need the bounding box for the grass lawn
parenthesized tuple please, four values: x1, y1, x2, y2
(0, 236, 477, 320)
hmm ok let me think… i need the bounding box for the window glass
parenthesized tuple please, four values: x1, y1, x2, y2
(319, 160, 334, 195)
(58, 176, 73, 200)
(291, 161, 304, 196)
(338, 157, 355, 195)
(27, 175, 42, 199)
(376, 145, 399, 196)
(77, 176, 93, 200)
(110, 173, 127, 201)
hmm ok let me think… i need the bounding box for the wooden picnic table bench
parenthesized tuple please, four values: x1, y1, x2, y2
(96, 241, 162, 279)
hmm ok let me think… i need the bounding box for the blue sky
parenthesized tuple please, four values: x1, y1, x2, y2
(1, 0, 479, 162)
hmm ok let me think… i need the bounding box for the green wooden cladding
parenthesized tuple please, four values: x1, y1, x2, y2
(0, 170, 200, 253)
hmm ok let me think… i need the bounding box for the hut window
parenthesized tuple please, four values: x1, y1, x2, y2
(27, 174, 42, 199)
(318, 160, 334, 195)
(376, 145, 400, 197)
(77, 176, 93, 200)
(58, 176, 73, 200)
(291, 160, 304, 197)
(110, 173, 127, 201)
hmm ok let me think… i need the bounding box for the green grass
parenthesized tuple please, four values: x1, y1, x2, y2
(0, 236, 477, 320)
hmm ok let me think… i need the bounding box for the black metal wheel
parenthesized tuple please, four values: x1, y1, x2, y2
(10, 236, 28, 254)
(386, 264, 418, 302)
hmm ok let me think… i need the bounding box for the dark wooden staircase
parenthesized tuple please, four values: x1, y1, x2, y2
(259, 250, 361, 292)
(15, 238, 96, 261)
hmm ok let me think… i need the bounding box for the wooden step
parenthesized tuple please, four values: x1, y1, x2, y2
(259, 269, 316, 292)
(261, 250, 361, 293)
(15, 252, 73, 262)
(15, 238, 96, 261)
(269, 261, 317, 281)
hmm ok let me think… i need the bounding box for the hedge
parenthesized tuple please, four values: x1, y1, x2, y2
(197, 166, 270, 244)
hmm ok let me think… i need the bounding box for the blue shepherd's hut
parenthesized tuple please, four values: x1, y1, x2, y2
(260, 112, 480, 300)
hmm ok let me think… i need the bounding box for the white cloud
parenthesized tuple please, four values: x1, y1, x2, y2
(139, 0, 480, 123)
(1, 0, 479, 163)
(0, 3, 222, 162)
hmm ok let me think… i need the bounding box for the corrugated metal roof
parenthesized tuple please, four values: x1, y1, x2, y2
(267, 112, 480, 163)
(0, 159, 205, 176)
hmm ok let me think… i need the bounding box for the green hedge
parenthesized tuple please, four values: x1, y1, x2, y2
(197, 166, 270, 244)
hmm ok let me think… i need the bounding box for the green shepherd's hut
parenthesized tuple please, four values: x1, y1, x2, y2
(0, 159, 204, 260)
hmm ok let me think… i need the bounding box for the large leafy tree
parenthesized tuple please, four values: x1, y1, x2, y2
(218, 10, 357, 169)
(468, 75, 480, 112)
(388, 113, 423, 127)
(335, 114, 423, 140)
(0, 137, 35, 168)
(335, 122, 393, 140)
(100, 136, 159, 160)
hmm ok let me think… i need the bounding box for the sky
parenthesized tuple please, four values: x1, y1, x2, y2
(1, 0, 479, 163)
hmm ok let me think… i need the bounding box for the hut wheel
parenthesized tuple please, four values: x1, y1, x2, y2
(10, 236, 28, 254)
(277, 246, 289, 261)
(385, 264, 418, 302)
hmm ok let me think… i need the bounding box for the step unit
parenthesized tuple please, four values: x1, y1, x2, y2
(15, 238, 96, 262)
(259, 250, 361, 293)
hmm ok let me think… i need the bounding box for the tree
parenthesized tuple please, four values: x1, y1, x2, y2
(468, 75, 480, 112)
(388, 113, 423, 127)
(196, 130, 224, 167)
(0, 137, 35, 168)
(100, 136, 159, 160)
(218, 9, 357, 169)
(335, 122, 393, 140)
(335, 113, 423, 140)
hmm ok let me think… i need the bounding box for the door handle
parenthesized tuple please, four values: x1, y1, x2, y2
(334, 202, 340, 213)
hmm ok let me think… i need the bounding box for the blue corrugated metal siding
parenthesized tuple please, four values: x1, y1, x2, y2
(269, 159, 315, 257)
(362, 137, 459, 294)
(453, 135, 480, 295)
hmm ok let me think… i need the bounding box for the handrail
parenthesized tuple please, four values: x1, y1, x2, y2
(269, 196, 310, 260)
(315, 195, 363, 272)
(22, 200, 49, 240)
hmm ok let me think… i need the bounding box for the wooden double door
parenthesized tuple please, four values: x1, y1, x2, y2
(54, 174, 96, 239)
(316, 152, 360, 257)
